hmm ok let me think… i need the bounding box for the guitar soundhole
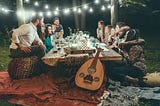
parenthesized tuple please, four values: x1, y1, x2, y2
(79, 73, 85, 78)
(83, 75, 93, 84)
(94, 77, 100, 82)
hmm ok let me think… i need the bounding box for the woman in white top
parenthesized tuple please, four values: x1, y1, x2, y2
(97, 20, 105, 42)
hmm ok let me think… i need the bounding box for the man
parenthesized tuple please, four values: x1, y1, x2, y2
(52, 17, 64, 40)
(9, 16, 46, 58)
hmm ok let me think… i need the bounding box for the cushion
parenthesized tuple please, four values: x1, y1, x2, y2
(8, 56, 40, 79)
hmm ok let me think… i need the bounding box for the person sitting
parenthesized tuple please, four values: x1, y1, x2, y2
(9, 16, 46, 58)
(37, 17, 46, 42)
(109, 29, 146, 85)
(44, 24, 55, 53)
(52, 17, 64, 40)
(108, 27, 119, 52)
(97, 20, 105, 42)
(104, 25, 113, 45)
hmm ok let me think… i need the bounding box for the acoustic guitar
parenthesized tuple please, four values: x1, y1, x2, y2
(75, 48, 104, 91)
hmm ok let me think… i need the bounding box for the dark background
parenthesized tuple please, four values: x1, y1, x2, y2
(0, 0, 160, 37)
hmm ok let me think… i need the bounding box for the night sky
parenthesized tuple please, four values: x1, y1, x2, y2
(0, 0, 160, 36)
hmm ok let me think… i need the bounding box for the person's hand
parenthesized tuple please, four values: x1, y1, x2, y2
(38, 42, 46, 51)
(19, 44, 31, 53)
(118, 42, 128, 50)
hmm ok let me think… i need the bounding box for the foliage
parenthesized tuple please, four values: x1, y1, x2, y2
(0, 25, 11, 46)
(119, 0, 151, 16)
(120, 0, 147, 8)
(0, 46, 10, 70)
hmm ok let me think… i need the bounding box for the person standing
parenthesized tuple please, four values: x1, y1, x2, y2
(9, 16, 46, 58)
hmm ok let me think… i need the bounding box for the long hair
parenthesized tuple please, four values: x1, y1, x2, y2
(98, 20, 105, 39)
(125, 29, 140, 52)
(45, 24, 52, 38)
(125, 29, 140, 42)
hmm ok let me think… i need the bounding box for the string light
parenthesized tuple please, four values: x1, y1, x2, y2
(0, 1, 111, 16)
(46, 11, 51, 17)
(55, 7, 59, 11)
(108, 5, 111, 9)
(83, 4, 88, 10)
(73, 7, 77, 12)
(94, 0, 100, 4)
(1, 8, 5, 11)
(4, 9, 9, 13)
(45, 4, 49, 9)
(34, 1, 39, 7)
(31, 11, 36, 16)
(89, 8, 93, 13)
(78, 8, 82, 13)
(54, 11, 59, 15)
(38, 12, 43, 16)
(64, 8, 70, 15)
(101, 5, 106, 11)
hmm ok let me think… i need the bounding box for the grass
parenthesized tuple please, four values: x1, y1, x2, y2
(143, 33, 160, 73)
(0, 46, 10, 71)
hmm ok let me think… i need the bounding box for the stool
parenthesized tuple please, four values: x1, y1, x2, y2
(8, 56, 40, 79)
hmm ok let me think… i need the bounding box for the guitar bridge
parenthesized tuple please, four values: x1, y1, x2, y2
(83, 74, 93, 84)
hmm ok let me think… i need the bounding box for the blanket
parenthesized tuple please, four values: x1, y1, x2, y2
(0, 71, 105, 106)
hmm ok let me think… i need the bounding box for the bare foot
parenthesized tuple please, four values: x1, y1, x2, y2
(126, 76, 139, 84)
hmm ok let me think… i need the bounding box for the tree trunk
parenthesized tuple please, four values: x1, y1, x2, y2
(81, 0, 86, 30)
(73, 0, 80, 30)
(111, 0, 119, 26)
(16, 0, 25, 26)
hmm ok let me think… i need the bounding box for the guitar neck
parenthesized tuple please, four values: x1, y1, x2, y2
(90, 49, 101, 68)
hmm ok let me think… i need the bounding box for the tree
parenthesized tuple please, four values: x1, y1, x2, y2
(111, 0, 119, 26)
(16, 0, 25, 26)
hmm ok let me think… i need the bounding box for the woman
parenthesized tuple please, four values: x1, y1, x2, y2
(109, 29, 146, 85)
(44, 24, 55, 53)
(97, 20, 105, 42)
(108, 27, 119, 52)
(104, 25, 113, 44)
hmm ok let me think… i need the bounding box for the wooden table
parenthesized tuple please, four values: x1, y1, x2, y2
(42, 47, 122, 66)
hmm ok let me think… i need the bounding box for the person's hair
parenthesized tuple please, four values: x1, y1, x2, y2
(106, 25, 113, 29)
(31, 16, 43, 23)
(98, 20, 105, 26)
(105, 25, 113, 35)
(118, 26, 131, 39)
(45, 24, 52, 38)
(98, 20, 105, 38)
(116, 22, 126, 28)
(53, 17, 59, 22)
(125, 29, 140, 42)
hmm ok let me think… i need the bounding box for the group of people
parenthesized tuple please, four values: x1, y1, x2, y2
(9, 15, 146, 86)
(97, 20, 146, 85)
(9, 16, 64, 59)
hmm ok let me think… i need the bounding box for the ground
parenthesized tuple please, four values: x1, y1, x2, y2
(0, 31, 160, 106)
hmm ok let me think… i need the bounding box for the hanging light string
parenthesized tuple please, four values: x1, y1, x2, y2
(0, 0, 111, 16)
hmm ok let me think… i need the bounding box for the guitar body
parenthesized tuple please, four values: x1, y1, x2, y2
(75, 58, 104, 91)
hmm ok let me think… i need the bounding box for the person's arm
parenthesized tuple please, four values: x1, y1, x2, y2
(126, 39, 145, 45)
(97, 28, 100, 38)
(119, 39, 145, 50)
